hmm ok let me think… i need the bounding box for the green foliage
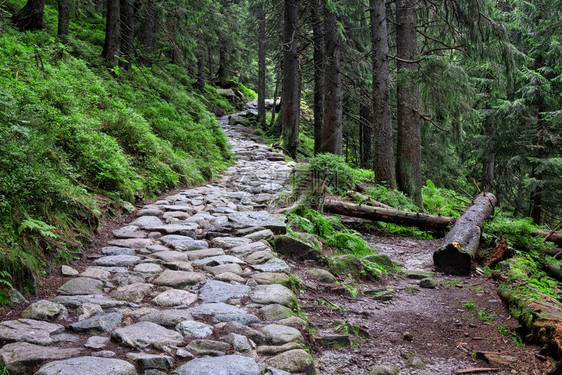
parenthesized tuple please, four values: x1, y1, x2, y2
(421, 180, 465, 217)
(289, 208, 374, 257)
(365, 186, 419, 211)
(308, 153, 361, 194)
(462, 300, 477, 309)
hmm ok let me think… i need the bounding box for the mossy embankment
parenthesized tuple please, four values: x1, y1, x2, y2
(0, 1, 255, 295)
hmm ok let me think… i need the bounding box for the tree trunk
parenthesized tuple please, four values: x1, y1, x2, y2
(320, 7, 343, 155)
(102, 0, 120, 65)
(532, 230, 562, 246)
(370, 0, 397, 188)
(257, 3, 267, 130)
(323, 200, 455, 231)
(196, 52, 206, 92)
(433, 192, 497, 275)
(12, 0, 45, 31)
(57, 0, 70, 36)
(119, 0, 134, 70)
(396, 0, 422, 206)
(311, 0, 324, 155)
(359, 104, 372, 169)
(281, 0, 300, 159)
(138, 0, 155, 59)
(530, 54, 545, 225)
(217, 37, 227, 85)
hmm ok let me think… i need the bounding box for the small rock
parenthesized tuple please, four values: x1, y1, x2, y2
(139, 309, 193, 327)
(199, 280, 250, 303)
(22, 300, 68, 321)
(85, 336, 110, 349)
(404, 269, 434, 280)
(261, 324, 304, 345)
(261, 304, 293, 321)
(252, 258, 290, 273)
(152, 289, 198, 307)
(152, 269, 205, 287)
(126, 352, 174, 371)
(70, 312, 123, 333)
(221, 333, 252, 352)
(58, 277, 104, 295)
(267, 349, 314, 374)
(370, 364, 400, 375)
(61, 265, 79, 276)
(251, 272, 290, 285)
(77, 303, 103, 321)
(175, 320, 213, 338)
(419, 278, 437, 289)
(0, 342, 82, 374)
(307, 268, 337, 283)
(185, 339, 231, 356)
(251, 284, 296, 307)
(111, 283, 153, 303)
(403, 332, 413, 341)
(111, 321, 183, 350)
(34, 356, 136, 375)
(173, 355, 260, 375)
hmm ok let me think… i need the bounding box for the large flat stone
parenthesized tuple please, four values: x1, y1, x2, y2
(149, 224, 198, 236)
(230, 241, 271, 257)
(172, 355, 260, 375)
(261, 324, 304, 345)
(92, 255, 141, 267)
(152, 289, 198, 307)
(199, 280, 250, 303)
(175, 320, 213, 338)
(0, 319, 64, 345)
(22, 300, 68, 321)
(53, 295, 126, 309)
(111, 321, 183, 350)
(188, 303, 247, 316)
(152, 269, 205, 287)
(101, 247, 136, 256)
(34, 356, 138, 375)
(70, 312, 123, 333)
(193, 255, 245, 266)
(186, 248, 225, 260)
(160, 235, 208, 251)
(251, 284, 296, 306)
(111, 283, 153, 303)
(228, 211, 286, 234)
(0, 342, 82, 374)
(152, 251, 188, 263)
(107, 238, 153, 248)
(251, 258, 290, 273)
(126, 352, 174, 371)
(139, 310, 193, 327)
(57, 277, 104, 295)
(130, 215, 164, 229)
(211, 237, 252, 249)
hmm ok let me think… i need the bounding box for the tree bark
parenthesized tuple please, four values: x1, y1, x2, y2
(138, 0, 155, 59)
(323, 199, 455, 231)
(320, 7, 343, 155)
(532, 230, 562, 246)
(359, 104, 373, 169)
(370, 0, 397, 188)
(257, 3, 267, 130)
(311, 0, 324, 155)
(396, 0, 422, 206)
(433, 192, 497, 275)
(102, 0, 120, 65)
(57, 0, 70, 36)
(12, 0, 46, 31)
(281, 0, 300, 159)
(530, 54, 545, 225)
(196, 52, 206, 92)
(119, 0, 134, 70)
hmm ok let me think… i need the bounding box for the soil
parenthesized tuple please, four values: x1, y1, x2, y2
(289, 219, 554, 375)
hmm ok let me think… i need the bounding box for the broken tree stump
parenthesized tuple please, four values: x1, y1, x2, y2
(433, 192, 497, 275)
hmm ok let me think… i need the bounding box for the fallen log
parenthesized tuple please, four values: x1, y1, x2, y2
(433, 192, 497, 275)
(532, 229, 562, 246)
(323, 199, 455, 231)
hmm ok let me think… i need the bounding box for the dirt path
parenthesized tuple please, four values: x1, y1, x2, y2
(291, 228, 552, 374)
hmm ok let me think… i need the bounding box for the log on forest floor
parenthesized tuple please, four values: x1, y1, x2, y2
(433, 192, 497, 275)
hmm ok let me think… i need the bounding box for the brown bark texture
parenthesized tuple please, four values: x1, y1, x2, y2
(359, 104, 372, 169)
(102, 0, 120, 65)
(57, 0, 69, 35)
(396, 0, 422, 205)
(433, 192, 497, 275)
(119, 0, 134, 70)
(257, 4, 267, 130)
(281, 0, 300, 158)
(370, 0, 396, 188)
(311, 0, 324, 155)
(12, 0, 45, 31)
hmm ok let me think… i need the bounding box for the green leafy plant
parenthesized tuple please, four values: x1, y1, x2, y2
(462, 300, 476, 309)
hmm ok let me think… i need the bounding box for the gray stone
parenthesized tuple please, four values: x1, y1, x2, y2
(370, 365, 400, 375)
(70, 312, 123, 333)
(107, 238, 154, 248)
(85, 336, 110, 349)
(90, 266, 129, 273)
(266, 349, 314, 374)
(185, 339, 230, 356)
(152, 269, 205, 287)
(211, 237, 252, 249)
(114, 273, 146, 286)
(92, 255, 141, 267)
(126, 353, 173, 371)
(265, 367, 291, 375)
(261, 304, 292, 321)
(222, 321, 265, 344)
(164, 261, 194, 272)
(228, 211, 286, 233)
(102, 247, 136, 256)
(163, 211, 191, 221)
(61, 265, 79, 276)
(91, 351, 116, 358)
(419, 278, 437, 289)
(139, 310, 193, 327)
(307, 268, 337, 283)
(199, 280, 250, 303)
(160, 235, 208, 251)
(172, 355, 260, 375)
(8, 289, 28, 305)
(186, 248, 225, 260)
(133, 263, 163, 273)
(251, 258, 290, 273)
(257, 343, 301, 355)
(54, 293, 128, 309)
(152, 289, 198, 307)
(206, 263, 243, 276)
(245, 250, 274, 264)
(77, 303, 104, 321)
(244, 229, 274, 241)
(137, 208, 164, 217)
(0, 342, 82, 374)
(230, 241, 271, 257)
(34, 356, 137, 375)
(221, 333, 252, 352)
(58, 277, 104, 295)
(0, 319, 64, 345)
(22, 300, 68, 321)
(188, 303, 247, 316)
(404, 269, 434, 280)
(215, 272, 246, 284)
(152, 251, 188, 263)
(277, 317, 308, 331)
(193, 255, 245, 266)
(251, 272, 290, 285)
(363, 254, 394, 268)
(112, 229, 148, 239)
(111, 283, 152, 303)
(251, 284, 296, 306)
(175, 320, 213, 338)
(261, 324, 304, 345)
(272, 235, 317, 259)
(81, 268, 111, 281)
(213, 313, 260, 325)
(150, 224, 198, 236)
(111, 321, 183, 350)
(130, 216, 164, 229)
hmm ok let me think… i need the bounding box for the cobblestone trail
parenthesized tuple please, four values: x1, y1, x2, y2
(0, 110, 316, 375)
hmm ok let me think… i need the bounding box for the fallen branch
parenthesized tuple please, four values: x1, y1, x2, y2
(454, 368, 500, 374)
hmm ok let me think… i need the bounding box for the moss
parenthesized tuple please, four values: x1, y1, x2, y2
(330, 255, 363, 275)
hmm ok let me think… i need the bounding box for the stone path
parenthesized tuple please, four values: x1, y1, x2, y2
(0, 111, 316, 374)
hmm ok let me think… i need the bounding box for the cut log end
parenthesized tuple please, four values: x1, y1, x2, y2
(433, 242, 473, 275)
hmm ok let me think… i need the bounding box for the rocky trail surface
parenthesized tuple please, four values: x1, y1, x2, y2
(0, 105, 553, 375)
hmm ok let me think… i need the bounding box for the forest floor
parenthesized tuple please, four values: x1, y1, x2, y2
(290, 225, 553, 374)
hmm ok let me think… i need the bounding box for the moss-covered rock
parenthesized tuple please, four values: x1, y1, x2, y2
(362, 254, 393, 269)
(330, 255, 363, 275)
